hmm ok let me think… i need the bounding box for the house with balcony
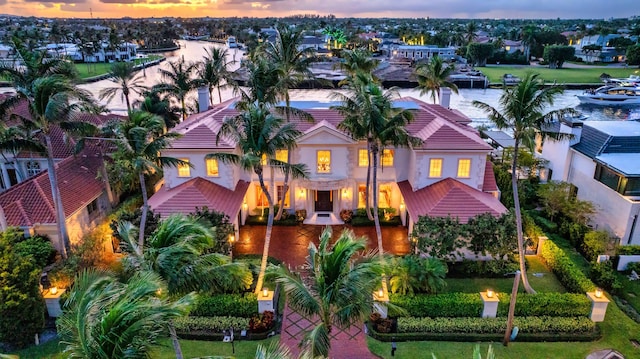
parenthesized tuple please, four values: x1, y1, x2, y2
(540, 119, 640, 245)
(148, 93, 507, 240)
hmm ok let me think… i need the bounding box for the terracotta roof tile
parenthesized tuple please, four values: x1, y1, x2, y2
(0, 149, 106, 227)
(148, 178, 249, 220)
(398, 178, 507, 224)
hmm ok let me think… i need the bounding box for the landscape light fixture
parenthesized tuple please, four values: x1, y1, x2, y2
(262, 288, 269, 297)
(50, 287, 58, 295)
(486, 289, 494, 298)
(595, 288, 603, 298)
(378, 288, 384, 298)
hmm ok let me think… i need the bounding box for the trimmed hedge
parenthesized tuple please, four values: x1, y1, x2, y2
(539, 239, 596, 293)
(174, 316, 249, 332)
(391, 292, 590, 318)
(397, 316, 595, 334)
(390, 293, 482, 318)
(617, 245, 640, 255)
(191, 294, 258, 318)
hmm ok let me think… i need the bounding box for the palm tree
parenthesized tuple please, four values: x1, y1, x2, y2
(473, 73, 574, 294)
(271, 227, 386, 358)
(336, 48, 380, 78)
(156, 59, 201, 122)
(58, 269, 191, 359)
(414, 55, 459, 104)
(99, 61, 148, 112)
(116, 215, 252, 359)
(333, 72, 420, 257)
(207, 101, 308, 294)
(199, 46, 236, 105)
(465, 22, 478, 45)
(137, 90, 182, 129)
(260, 25, 316, 220)
(1, 76, 97, 258)
(102, 110, 183, 249)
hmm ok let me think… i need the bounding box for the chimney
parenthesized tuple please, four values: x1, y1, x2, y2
(439, 87, 452, 108)
(197, 87, 210, 113)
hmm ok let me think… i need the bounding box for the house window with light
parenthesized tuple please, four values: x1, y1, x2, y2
(178, 159, 191, 177)
(256, 185, 268, 208)
(358, 184, 367, 208)
(381, 149, 394, 167)
(457, 159, 471, 178)
(276, 185, 290, 208)
(379, 184, 392, 208)
(358, 149, 369, 167)
(276, 150, 288, 163)
(206, 158, 219, 177)
(429, 158, 443, 178)
(317, 150, 331, 173)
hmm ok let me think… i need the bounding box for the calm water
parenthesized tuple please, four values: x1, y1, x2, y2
(3, 40, 640, 122)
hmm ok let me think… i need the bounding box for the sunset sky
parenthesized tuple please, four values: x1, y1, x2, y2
(1, 0, 638, 20)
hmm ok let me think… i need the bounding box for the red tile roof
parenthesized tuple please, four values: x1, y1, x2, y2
(482, 161, 499, 192)
(148, 178, 249, 220)
(174, 97, 486, 151)
(397, 178, 507, 224)
(0, 149, 106, 227)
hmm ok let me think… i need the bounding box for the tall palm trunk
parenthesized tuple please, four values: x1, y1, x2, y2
(180, 96, 187, 122)
(209, 86, 215, 106)
(511, 139, 536, 294)
(371, 144, 383, 257)
(138, 172, 149, 248)
(217, 86, 223, 104)
(276, 95, 292, 221)
(365, 140, 374, 220)
(45, 135, 69, 259)
(168, 322, 184, 359)
(254, 169, 275, 294)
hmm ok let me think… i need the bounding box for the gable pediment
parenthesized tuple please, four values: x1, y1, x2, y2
(297, 120, 356, 145)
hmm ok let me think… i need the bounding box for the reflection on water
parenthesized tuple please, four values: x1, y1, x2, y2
(3, 40, 640, 122)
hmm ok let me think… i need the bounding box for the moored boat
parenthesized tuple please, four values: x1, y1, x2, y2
(577, 85, 640, 106)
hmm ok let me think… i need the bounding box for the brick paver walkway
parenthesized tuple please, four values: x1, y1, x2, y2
(235, 224, 410, 267)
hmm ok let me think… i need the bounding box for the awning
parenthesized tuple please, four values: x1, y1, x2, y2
(297, 178, 355, 191)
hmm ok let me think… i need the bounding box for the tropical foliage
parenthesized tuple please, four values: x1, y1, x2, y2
(99, 61, 148, 112)
(415, 55, 459, 104)
(389, 256, 448, 295)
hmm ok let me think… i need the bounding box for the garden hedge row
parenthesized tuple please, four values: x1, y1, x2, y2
(397, 316, 595, 334)
(616, 245, 640, 255)
(173, 316, 249, 332)
(539, 239, 596, 293)
(390, 292, 591, 318)
(191, 294, 258, 318)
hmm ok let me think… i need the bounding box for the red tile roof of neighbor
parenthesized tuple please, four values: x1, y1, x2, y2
(148, 178, 250, 220)
(482, 160, 499, 192)
(397, 178, 507, 224)
(172, 97, 486, 151)
(0, 148, 106, 227)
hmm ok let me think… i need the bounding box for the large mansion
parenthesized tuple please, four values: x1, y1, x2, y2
(149, 95, 507, 238)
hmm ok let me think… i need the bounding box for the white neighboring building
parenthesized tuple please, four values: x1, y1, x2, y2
(540, 120, 640, 244)
(45, 42, 138, 63)
(149, 93, 507, 238)
(391, 45, 456, 62)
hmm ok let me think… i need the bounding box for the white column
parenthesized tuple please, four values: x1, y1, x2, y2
(587, 291, 610, 322)
(258, 289, 274, 314)
(44, 288, 66, 318)
(0, 162, 11, 190)
(480, 291, 499, 318)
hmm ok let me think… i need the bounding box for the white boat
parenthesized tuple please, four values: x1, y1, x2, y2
(577, 85, 640, 106)
(603, 75, 640, 87)
(225, 36, 238, 48)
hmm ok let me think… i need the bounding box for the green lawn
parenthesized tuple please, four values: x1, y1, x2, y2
(619, 272, 640, 314)
(479, 65, 640, 84)
(12, 337, 278, 359)
(74, 55, 163, 79)
(445, 256, 566, 294)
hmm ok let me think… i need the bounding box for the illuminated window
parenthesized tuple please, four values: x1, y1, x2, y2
(457, 159, 471, 178)
(429, 158, 443, 178)
(358, 149, 369, 167)
(261, 154, 267, 166)
(275, 150, 288, 163)
(317, 150, 331, 173)
(382, 149, 394, 167)
(256, 185, 268, 208)
(358, 184, 367, 208)
(177, 159, 190, 177)
(206, 158, 219, 177)
(379, 184, 392, 208)
(276, 185, 290, 208)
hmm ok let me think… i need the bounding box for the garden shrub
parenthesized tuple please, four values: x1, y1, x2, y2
(173, 316, 249, 333)
(590, 262, 623, 295)
(397, 316, 595, 334)
(390, 293, 482, 318)
(626, 262, 640, 274)
(539, 239, 596, 293)
(449, 259, 519, 278)
(190, 207, 234, 254)
(13, 235, 57, 268)
(109, 207, 161, 242)
(559, 220, 588, 247)
(531, 213, 558, 234)
(191, 294, 258, 318)
(582, 230, 611, 262)
(497, 292, 591, 317)
(370, 312, 394, 333)
(389, 256, 447, 295)
(617, 245, 640, 255)
(248, 311, 275, 333)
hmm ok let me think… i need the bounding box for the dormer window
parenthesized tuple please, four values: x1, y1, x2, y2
(177, 159, 191, 177)
(317, 150, 331, 173)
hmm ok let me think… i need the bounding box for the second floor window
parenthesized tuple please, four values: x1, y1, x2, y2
(26, 161, 41, 177)
(206, 158, 219, 177)
(429, 158, 443, 178)
(381, 149, 394, 167)
(317, 150, 331, 173)
(457, 159, 471, 178)
(275, 150, 288, 163)
(178, 159, 191, 177)
(358, 149, 369, 167)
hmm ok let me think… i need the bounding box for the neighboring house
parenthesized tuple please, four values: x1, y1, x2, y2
(149, 93, 507, 238)
(0, 146, 113, 253)
(0, 44, 12, 58)
(45, 42, 138, 63)
(540, 119, 640, 245)
(573, 34, 627, 63)
(391, 45, 456, 62)
(298, 36, 327, 51)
